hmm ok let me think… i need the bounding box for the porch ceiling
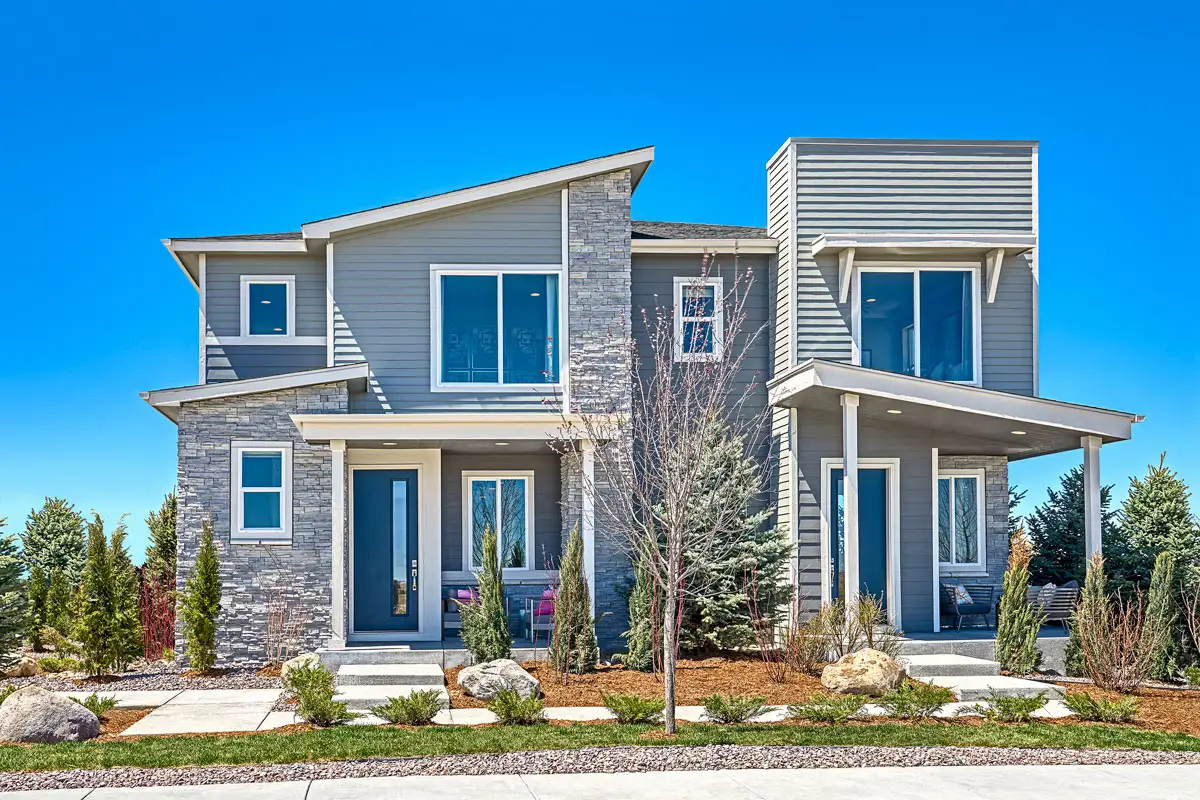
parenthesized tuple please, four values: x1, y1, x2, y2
(348, 439, 557, 455)
(768, 359, 1141, 460)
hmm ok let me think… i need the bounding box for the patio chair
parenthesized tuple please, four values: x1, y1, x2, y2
(442, 587, 510, 636)
(520, 587, 557, 644)
(1027, 581, 1079, 626)
(940, 583, 996, 630)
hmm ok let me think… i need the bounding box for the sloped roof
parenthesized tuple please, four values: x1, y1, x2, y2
(631, 220, 771, 240)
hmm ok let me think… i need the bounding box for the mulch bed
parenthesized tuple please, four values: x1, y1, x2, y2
(97, 709, 154, 739)
(1054, 683, 1200, 737)
(446, 657, 827, 709)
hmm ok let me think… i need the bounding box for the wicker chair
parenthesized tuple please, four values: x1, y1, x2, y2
(940, 583, 996, 629)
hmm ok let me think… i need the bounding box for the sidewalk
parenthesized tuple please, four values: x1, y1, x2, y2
(1, 764, 1198, 799)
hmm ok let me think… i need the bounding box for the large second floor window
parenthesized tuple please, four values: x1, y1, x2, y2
(434, 267, 561, 388)
(858, 267, 978, 384)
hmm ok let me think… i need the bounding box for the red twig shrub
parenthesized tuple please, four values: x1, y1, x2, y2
(141, 578, 175, 660)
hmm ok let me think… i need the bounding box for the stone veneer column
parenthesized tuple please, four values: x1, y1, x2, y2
(563, 169, 633, 651)
(175, 382, 348, 667)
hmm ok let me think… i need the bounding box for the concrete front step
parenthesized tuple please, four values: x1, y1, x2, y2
(925, 674, 1064, 702)
(334, 684, 451, 713)
(899, 653, 1000, 678)
(336, 663, 445, 686)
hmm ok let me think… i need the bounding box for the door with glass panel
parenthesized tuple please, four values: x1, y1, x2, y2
(829, 467, 889, 609)
(352, 470, 419, 631)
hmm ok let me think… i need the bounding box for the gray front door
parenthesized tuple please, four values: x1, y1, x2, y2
(353, 469, 419, 631)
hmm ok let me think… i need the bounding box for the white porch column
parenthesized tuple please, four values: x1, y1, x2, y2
(1082, 435, 1103, 559)
(581, 441, 596, 616)
(841, 393, 860, 616)
(329, 439, 346, 648)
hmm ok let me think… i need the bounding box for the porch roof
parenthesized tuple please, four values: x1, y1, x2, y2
(290, 411, 619, 445)
(767, 359, 1142, 460)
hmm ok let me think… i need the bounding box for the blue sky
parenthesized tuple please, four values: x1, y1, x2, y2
(1, 1, 1196, 561)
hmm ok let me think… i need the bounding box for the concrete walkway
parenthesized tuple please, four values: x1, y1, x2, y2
(1, 764, 1198, 799)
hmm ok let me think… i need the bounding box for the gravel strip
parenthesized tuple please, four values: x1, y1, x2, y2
(3, 745, 1200, 792)
(0, 660, 280, 692)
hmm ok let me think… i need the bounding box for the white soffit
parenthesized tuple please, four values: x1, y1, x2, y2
(141, 364, 370, 421)
(809, 232, 1036, 257)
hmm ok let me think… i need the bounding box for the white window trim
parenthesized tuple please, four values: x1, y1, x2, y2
(851, 263, 984, 387)
(672, 275, 725, 362)
(937, 468, 987, 575)
(461, 470, 535, 572)
(240, 275, 298, 341)
(429, 264, 566, 393)
(231, 440, 293, 544)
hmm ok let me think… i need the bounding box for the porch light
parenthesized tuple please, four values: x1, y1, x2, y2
(1012, 430, 1027, 435)
(887, 409, 902, 414)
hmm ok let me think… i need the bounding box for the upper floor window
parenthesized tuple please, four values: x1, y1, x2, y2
(673, 276, 724, 362)
(463, 472, 533, 571)
(241, 275, 295, 338)
(432, 266, 561, 389)
(856, 267, 978, 384)
(231, 440, 292, 544)
(938, 470, 985, 572)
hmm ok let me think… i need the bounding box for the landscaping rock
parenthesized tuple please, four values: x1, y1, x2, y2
(0, 686, 100, 743)
(5, 656, 38, 678)
(457, 659, 541, 699)
(281, 653, 319, 685)
(821, 648, 903, 696)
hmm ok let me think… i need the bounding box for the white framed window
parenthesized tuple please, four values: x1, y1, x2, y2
(462, 471, 534, 571)
(937, 469, 986, 573)
(853, 265, 982, 385)
(430, 265, 565, 391)
(231, 441, 293, 544)
(673, 276, 724, 362)
(240, 275, 296, 339)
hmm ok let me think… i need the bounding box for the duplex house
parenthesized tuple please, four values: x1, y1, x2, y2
(143, 139, 1140, 664)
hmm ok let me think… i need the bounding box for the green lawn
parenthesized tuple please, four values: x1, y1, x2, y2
(2, 722, 1199, 773)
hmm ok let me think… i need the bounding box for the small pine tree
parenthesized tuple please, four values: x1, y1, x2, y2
(1027, 467, 1125, 586)
(678, 422, 792, 653)
(1067, 553, 1108, 677)
(180, 520, 222, 673)
(1146, 550, 1179, 681)
(1008, 486, 1028, 535)
(994, 527, 1045, 674)
(25, 563, 48, 651)
(45, 567, 73, 636)
(618, 557, 655, 672)
(458, 528, 511, 663)
(1122, 455, 1199, 583)
(549, 525, 597, 675)
(20, 498, 86, 583)
(76, 515, 142, 676)
(144, 492, 178, 590)
(0, 519, 26, 672)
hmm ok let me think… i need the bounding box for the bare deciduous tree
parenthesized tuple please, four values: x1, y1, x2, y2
(556, 254, 771, 733)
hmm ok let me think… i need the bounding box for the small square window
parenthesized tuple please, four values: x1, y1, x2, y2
(241, 276, 295, 338)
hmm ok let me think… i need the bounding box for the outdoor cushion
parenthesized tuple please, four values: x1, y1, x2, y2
(1036, 583, 1057, 606)
(952, 584, 974, 605)
(535, 599, 555, 616)
(456, 588, 480, 604)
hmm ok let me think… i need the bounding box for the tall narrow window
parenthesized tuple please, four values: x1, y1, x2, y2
(938, 472, 984, 570)
(241, 276, 295, 338)
(673, 276, 724, 361)
(465, 474, 532, 570)
(436, 269, 561, 387)
(232, 441, 292, 543)
(858, 268, 977, 383)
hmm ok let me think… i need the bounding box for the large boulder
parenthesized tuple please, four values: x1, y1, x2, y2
(5, 657, 38, 678)
(457, 659, 541, 699)
(281, 653, 320, 685)
(0, 686, 100, 743)
(821, 648, 903, 696)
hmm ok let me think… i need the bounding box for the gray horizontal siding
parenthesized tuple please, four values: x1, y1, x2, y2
(331, 190, 562, 412)
(785, 141, 1036, 395)
(205, 253, 326, 339)
(794, 410, 937, 632)
(205, 344, 327, 383)
(440, 453, 562, 572)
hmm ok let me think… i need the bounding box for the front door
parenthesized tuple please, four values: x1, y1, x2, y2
(353, 469, 419, 631)
(830, 467, 889, 608)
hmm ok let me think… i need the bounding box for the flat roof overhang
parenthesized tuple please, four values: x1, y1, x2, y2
(290, 412, 622, 446)
(768, 360, 1141, 460)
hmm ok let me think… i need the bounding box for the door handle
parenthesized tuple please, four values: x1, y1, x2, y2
(411, 559, 418, 592)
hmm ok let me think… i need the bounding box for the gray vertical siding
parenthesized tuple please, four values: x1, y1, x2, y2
(793, 411, 936, 632)
(205, 253, 327, 338)
(440, 453, 562, 573)
(784, 140, 1036, 395)
(331, 189, 562, 412)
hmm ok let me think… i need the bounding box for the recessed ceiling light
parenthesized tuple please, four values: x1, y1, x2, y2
(273, 327, 283, 332)
(495, 442, 510, 446)
(887, 409, 902, 414)
(261, 299, 271, 304)
(530, 292, 540, 297)
(866, 298, 876, 303)
(1011, 430, 1027, 436)
(382, 442, 398, 446)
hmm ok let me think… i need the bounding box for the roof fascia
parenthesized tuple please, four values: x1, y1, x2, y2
(632, 238, 778, 255)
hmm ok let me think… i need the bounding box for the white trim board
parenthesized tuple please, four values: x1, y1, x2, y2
(303, 147, 654, 239)
(810, 232, 1035, 257)
(819, 456, 902, 628)
(164, 238, 307, 254)
(290, 411, 617, 444)
(142, 363, 370, 421)
(632, 239, 778, 254)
